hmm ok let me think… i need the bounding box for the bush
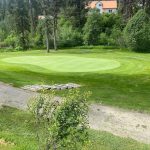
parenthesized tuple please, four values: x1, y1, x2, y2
(124, 9, 150, 52)
(4, 32, 17, 48)
(29, 90, 90, 150)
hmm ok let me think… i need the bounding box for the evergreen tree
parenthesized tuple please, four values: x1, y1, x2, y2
(8, 0, 30, 50)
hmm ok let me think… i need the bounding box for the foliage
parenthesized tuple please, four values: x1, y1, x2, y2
(109, 27, 125, 47)
(83, 11, 104, 45)
(60, 0, 90, 29)
(8, 0, 30, 50)
(99, 33, 108, 45)
(58, 17, 83, 47)
(29, 90, 90, 150)
(124, 9, 150, 52)
(101, 13, 122, 35)
(0, 0, 131, 49)
(120, 0, 150, 21)
(83, 12, 123, 46)
(0, 18, 12, 42)
(4, 32, 17, 48)
(31, 19, 45, 48)
(0, 0, 150, 50)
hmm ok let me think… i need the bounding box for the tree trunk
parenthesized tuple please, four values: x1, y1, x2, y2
(44, 10, 50, 53)
(53, 0, 57, 51)
(46, 29, 50, 53)
(29, 0, 35, 36)
(142, 0, 146, 8)
(53, 18, 57, 50)
(145, 0, 150, 14)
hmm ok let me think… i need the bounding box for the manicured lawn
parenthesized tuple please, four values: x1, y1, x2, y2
(0, 47, 150, 111)
(3, 56, 120, 72)
(0, 107, 150, 150)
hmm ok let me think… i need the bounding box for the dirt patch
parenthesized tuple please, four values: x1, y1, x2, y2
(89, 104, 150, 144)
(0, 82, 36, 110)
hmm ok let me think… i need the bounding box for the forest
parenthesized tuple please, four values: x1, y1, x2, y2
(0, 0, 150, 52)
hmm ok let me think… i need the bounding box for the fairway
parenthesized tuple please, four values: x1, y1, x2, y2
(3, 56, 120, 72)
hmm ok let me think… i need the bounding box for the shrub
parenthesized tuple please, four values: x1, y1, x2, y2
(29, 90, 90, 150)
(4, 32, 17, 48)
(124, 9, 150, 52)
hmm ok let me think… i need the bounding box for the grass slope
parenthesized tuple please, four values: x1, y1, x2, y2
(0, 47, 150, 111)
(0, 107, 150, 150)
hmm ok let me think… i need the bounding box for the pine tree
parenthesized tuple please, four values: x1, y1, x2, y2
(8, 0, 30, 50)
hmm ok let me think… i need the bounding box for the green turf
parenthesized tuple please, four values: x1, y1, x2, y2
(3, 56, 120, 72)
(0, 47, 150, 112)
(0, 107, 150, 150)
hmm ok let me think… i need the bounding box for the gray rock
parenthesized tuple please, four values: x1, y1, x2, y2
(22, 83, 81, 92)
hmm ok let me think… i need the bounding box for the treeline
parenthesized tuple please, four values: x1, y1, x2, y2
(0, 0, 150, 52)
(0, 0, 89, 51)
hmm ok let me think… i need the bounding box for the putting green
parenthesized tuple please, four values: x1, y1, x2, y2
(3, 56, 120, 72)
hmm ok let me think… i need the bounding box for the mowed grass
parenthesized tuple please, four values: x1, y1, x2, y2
(0, 47, 150, 111)
(0, 107, 150, 150)
(3, 56, 120, 72)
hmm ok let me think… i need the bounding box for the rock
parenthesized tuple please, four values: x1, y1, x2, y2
(22, 83, 81, 92)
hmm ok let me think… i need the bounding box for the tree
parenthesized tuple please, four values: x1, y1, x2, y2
(58, 16, 82, 47)
(120, 0, 141, 21)
(28, 0, 37, 35)
(61, 0, 90, 29)
(120, 0, 150, 21)
(145, 0, 150, 14)
(8, 0, 30, 50)
(0, 0, 7, 21)
(83, 10, 104, 45)
(83, 11, 121, 46)
(124, 9, 150, 52)
(39, 0, 61, 52)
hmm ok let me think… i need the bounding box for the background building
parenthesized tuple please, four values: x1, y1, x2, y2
(87, 1, 118, 14)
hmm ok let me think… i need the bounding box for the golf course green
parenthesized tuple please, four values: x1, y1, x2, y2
(3, 56, 120, 72)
